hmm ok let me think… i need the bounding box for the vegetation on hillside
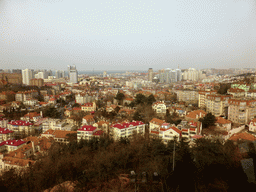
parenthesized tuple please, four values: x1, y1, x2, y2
(0, 136, 253, 192)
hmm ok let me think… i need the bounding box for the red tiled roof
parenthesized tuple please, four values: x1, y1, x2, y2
(8, 120, 33, 126)
(171, 127, 182, 134)
(0, 139, 26, 147)
(78, 125, 97, 132)
(0, 127, 13, 134)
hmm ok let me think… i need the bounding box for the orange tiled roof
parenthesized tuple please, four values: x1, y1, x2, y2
(150, 118, 165, 126)
(186, 110, 207, 119)
(229, 132, 256, 141)
(216, 116, 231, 124)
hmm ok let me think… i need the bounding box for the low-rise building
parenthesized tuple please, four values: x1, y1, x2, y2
(21, 112, 42, 122)
(249, 118, 256, 132)
(152, 101, 166, 114)
(0, 128, 14, 142)
(111, 121, 145, 141)
(41, 129, 76, 144)
(215, 116, 232, 131)
(82, 115, 95, 125)
(0, 139, 26, 152)
(0, 118, 8, 128)
(185, 110, 207, 122)
(81, 102, 96, 112)
(77, 125, 104, 141)
(158, 123, 182, 144)
(149, 118, 165, 139)
(7, 120, 34, 136)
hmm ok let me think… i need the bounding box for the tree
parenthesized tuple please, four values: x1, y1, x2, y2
(199, 113, 216, 128)
(72, 103, 81, 108)
(217, 83, 231, 94)
(43, 106, 61, 118)
(115, 92, 125, 105)
(135, 93, 146, 105)
(133, 111, 143, 121)
(146, 94, 156, 106)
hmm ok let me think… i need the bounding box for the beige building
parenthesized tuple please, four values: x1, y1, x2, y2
(176, 90, 198, 103)
(227, 88, 245, 98)
(81, 102, 96, 112)
(152, 101, 167, 114)
(205, 94, 232, 116)
(228, 98, 256, 125)
(198, 90, 217, 108)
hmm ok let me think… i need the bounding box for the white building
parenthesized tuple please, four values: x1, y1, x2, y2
(68, 65, 78, 84)
(111, 121, 145, 141)
(22, 69, 34, 85)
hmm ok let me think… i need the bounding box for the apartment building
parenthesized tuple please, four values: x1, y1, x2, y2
(227, 88, 245, 98)
(198, 90, 217, 108)
(149, 118, 165, 139)
(111, 121, 145, 141)
(7, 120, 34, 136)
(0, 139, 26, 152)
(77, 125, 104, 141)
(42, 118, 75, 133)
(75, 92, 97, 104)
(81, 102, 96, 112)
(205, 94, 232, 116)
(152, 101, 167, 114)
(245, 90, 256, 98)
(228, 98, 256, 125)
(0, 118, 8, 128)
(176, 90, 198, 103)
(0, 128, 14, 142)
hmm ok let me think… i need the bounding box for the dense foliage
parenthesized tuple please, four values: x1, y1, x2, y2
(0, 136, 253, 192)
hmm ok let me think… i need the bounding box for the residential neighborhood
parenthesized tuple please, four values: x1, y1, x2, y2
(1, 67, 256, 191)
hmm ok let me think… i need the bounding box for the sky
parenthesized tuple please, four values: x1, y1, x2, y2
(0, 0, 256, 71)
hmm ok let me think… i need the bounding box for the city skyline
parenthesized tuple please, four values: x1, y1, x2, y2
(1, 0, 256, 70)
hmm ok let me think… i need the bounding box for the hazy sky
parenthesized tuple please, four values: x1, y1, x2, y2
(1, 0, 256, 71)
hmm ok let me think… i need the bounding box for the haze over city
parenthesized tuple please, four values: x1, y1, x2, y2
(1, 0, 256, 71)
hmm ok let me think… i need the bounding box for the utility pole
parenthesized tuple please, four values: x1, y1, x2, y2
(173, 139, 175, 171)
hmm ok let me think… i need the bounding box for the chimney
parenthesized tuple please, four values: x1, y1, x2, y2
(40, 111, 43, 117)
(200, 112, 202, 118)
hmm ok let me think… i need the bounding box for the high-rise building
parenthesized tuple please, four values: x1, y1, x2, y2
(176, 69, 182, 81)
(148, 68, 153, 81)
(68, 65, 78, 83)
(22, 69, 34, 85)
(55, 70, 61, 79)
